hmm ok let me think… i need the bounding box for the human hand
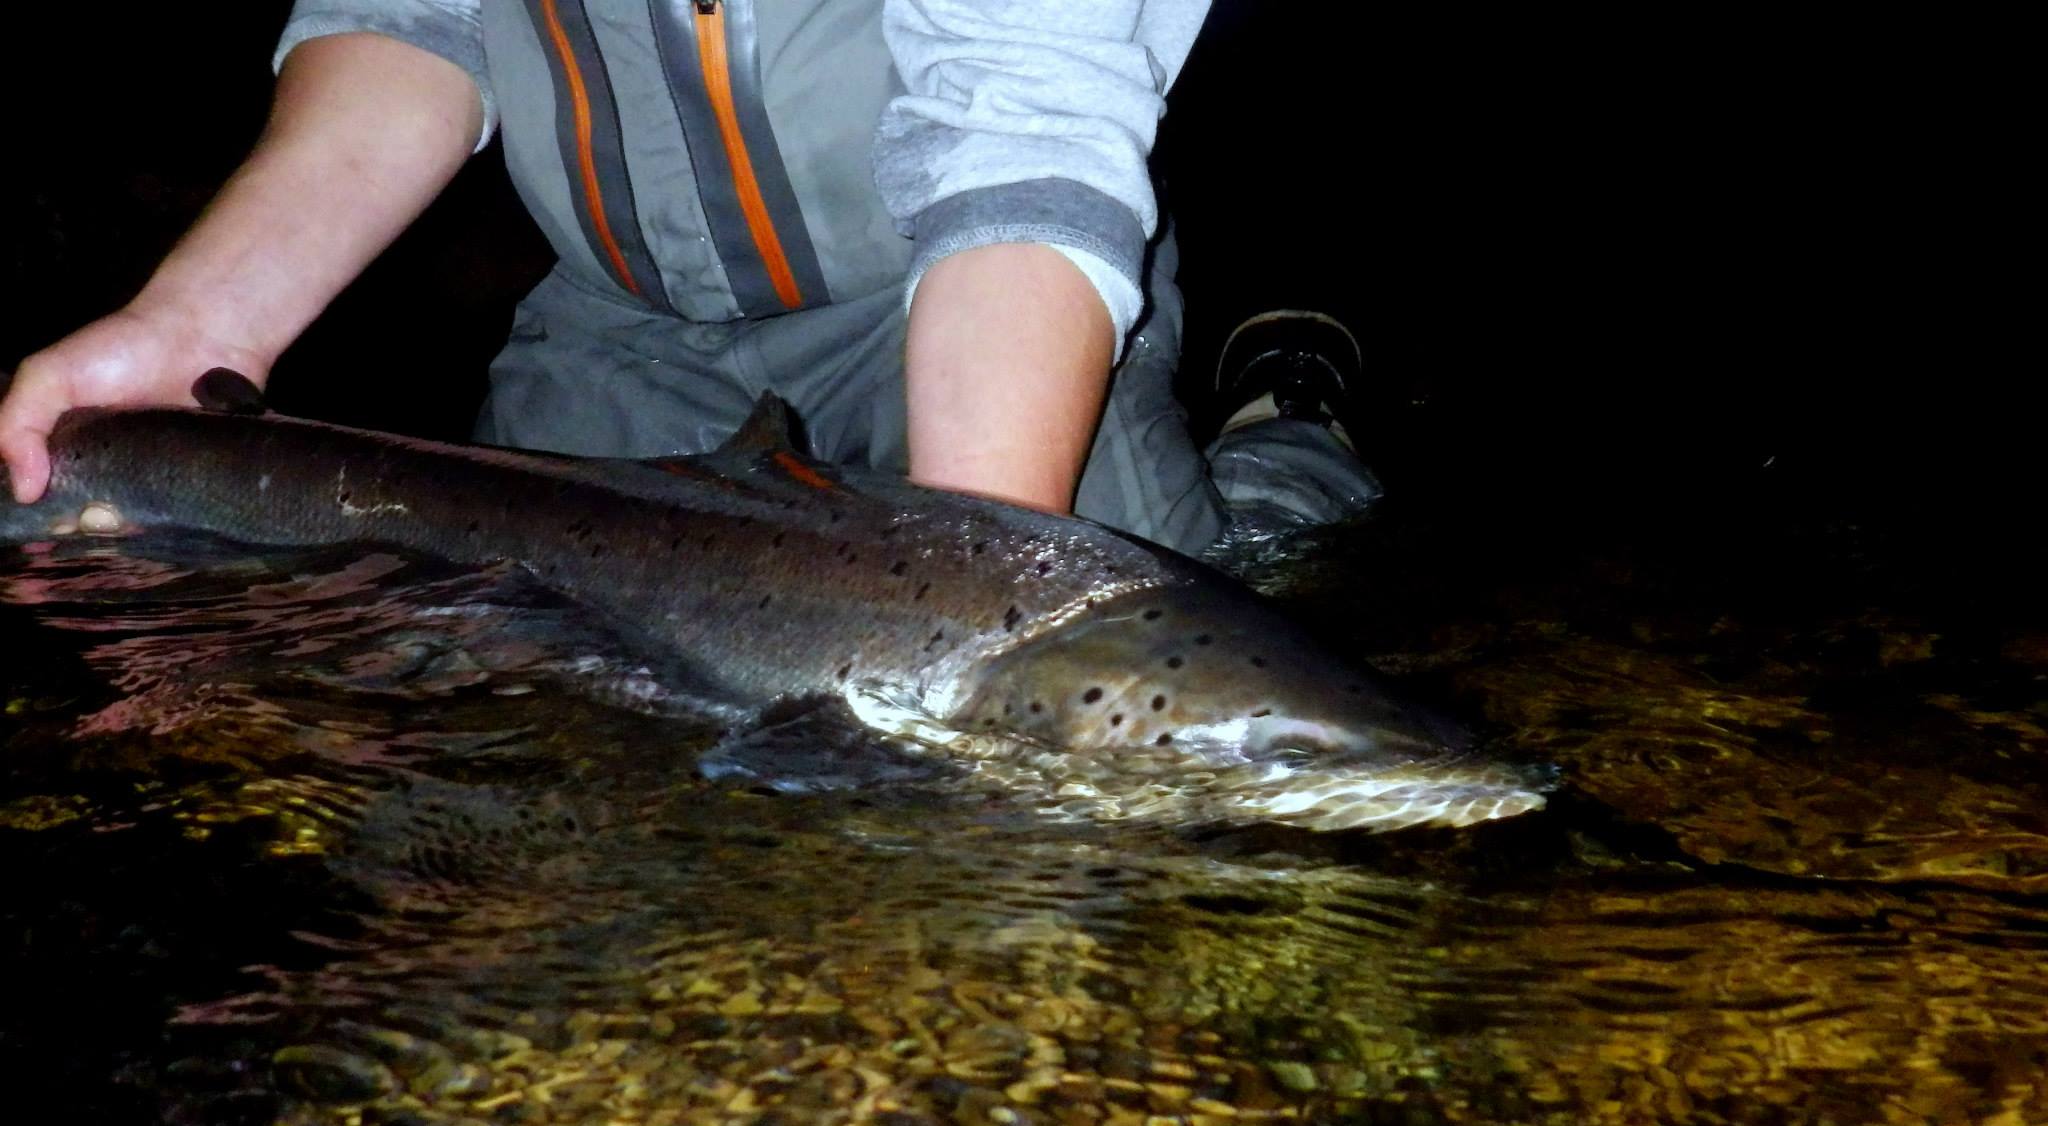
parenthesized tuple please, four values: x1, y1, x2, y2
(0, 303, 272, 503)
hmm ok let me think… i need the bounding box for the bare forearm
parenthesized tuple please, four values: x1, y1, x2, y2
(904, 243, 1115, 513)
(138, 33, 483, 370)
(0, 33, 483, 503)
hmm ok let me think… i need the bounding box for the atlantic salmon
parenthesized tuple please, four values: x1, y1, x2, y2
(0, 389, 1548, 831)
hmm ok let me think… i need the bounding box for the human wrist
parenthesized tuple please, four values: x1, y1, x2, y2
(123, 274, 286, 381)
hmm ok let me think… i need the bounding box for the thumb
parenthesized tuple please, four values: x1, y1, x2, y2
(0, 398, 57, 505)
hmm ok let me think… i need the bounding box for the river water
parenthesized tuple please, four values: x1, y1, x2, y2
(2, 498, 2043, 1125)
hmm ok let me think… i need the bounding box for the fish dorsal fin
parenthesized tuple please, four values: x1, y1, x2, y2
(710, 394, 843, 490)
(716, 393, 804, 457)
(191, 368, 268, 416)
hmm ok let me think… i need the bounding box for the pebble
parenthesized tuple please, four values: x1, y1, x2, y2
(1266, 1061, 1318, 1093)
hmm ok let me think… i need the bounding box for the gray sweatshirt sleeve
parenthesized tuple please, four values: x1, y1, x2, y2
(874, 0, 1209, 343)
(274, 0, 494, 151)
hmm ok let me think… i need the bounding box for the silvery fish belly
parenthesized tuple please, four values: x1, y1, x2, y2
(1, 394, 1551, 832)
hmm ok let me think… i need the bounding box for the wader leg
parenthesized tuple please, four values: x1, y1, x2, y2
(1206, 420, 1384, 532)
(1072, 331, 1226, 554)
(476, 269, 760, 457)
(1066, 225, 1227, 555)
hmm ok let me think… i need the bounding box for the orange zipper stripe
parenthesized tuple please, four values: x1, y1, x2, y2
(537, 0, 644, 298)
(695, 4, 804, 310)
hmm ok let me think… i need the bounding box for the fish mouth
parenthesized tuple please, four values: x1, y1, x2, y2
(1203, 754, 1554, 831)
(1024, 746, 1553, 832)
(1142, 716, 1552, 831)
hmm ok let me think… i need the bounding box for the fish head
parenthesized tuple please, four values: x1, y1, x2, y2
(943, 586, 1551, 831)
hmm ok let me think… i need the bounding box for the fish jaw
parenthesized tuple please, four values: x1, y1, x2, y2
(933, 586, 1552, 831)
(1197, 752, 1552, 830)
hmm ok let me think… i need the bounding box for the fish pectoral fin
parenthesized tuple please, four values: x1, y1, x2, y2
(698, 695, 956, 794)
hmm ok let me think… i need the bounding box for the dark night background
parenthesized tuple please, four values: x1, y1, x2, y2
(0, 5, 2026, 520)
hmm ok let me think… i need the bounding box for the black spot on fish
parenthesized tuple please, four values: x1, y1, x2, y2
(1035, 561, 1052, 575)
(589, 544, 604, 559)
(757, 594, 772, 610)
(1155, 733, 1173, 746)
(1151, 695, 1166, 711)
(1003, 605, 1021, 631)
(837, 663, 852, 680)
(1029, 701, 1044, 714)
(1082, 687, 1103, 704)
(828, 510, 841, 524)
(670, 534, 684, 552)
(890, 561, 909, 576)
(1143, 609, 1162, 621)
(983, 717, 998, 727)
(845, 553, 859, 565)
(914, 582, 931, 601)
(1249, 656, 1267, 668)
(1194, 634, 1213, 646)
(466, 520, 480, 535)
(880, 523, 900, 539)
(1165, 656, 1184, 669)
(1110, 713, 1123, 726)
(1250, 707, 1272, 718)
(971, 541, 987, 555)
(771, 532, 786, 548)
(1002, 703, 1013, 715)
(925, 629, 944, 651)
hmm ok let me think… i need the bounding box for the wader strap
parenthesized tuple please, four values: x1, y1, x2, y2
(525, 0, 674, 309)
